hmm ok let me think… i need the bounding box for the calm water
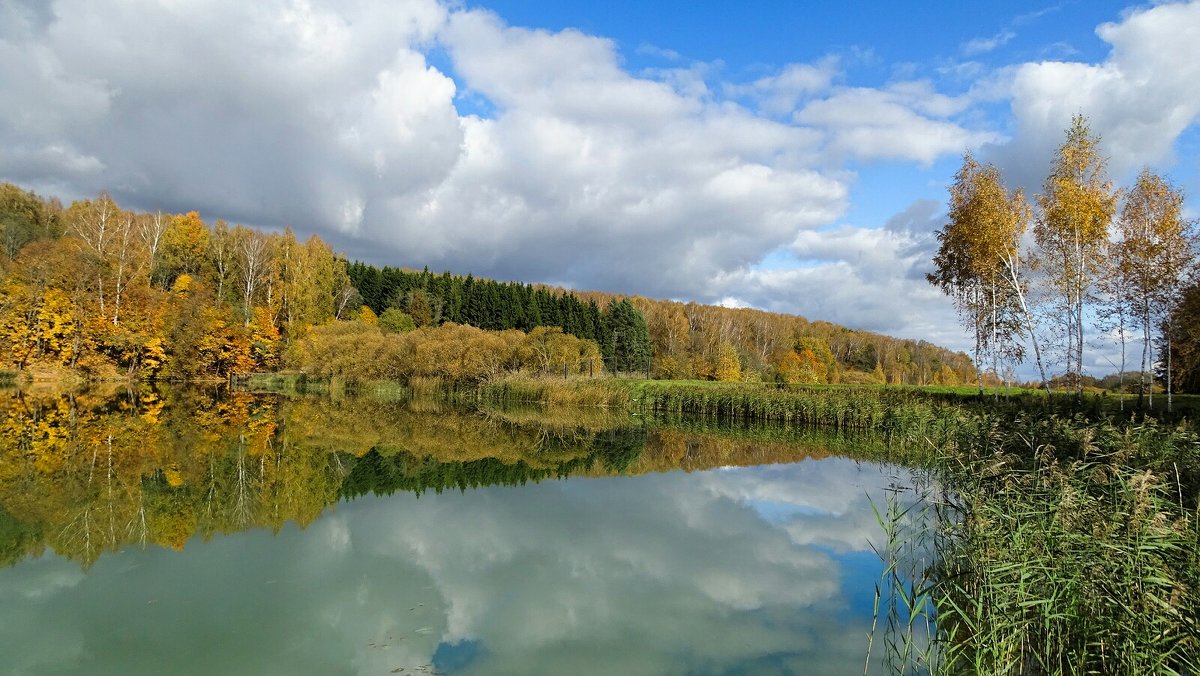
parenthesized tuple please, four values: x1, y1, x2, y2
(0, 388, 929, 675)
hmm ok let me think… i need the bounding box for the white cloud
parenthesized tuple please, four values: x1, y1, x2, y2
(997, 1, 1200, 183)
(795, 83, 998, 165)
(962, 30, 1016, 56)
(726, 58, 840, 116)
(708, 199, 964, 347)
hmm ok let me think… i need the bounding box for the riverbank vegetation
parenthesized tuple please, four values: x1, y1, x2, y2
(926, 414, 1200, 675)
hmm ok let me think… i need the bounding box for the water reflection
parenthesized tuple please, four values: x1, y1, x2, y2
(0, 387, 925, 674)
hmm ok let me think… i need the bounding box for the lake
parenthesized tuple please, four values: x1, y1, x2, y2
(0, 387, 932, 675)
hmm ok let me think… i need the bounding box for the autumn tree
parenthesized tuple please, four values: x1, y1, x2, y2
(138, 211, 168, 287)
(1109, 169, 1194, 408)
(929, 153, 1039, 394)
(1034, 115, 1117, 396)
(275, 231, 341, 335)
(1, 183, 60, 259)
(714, 341, 741, 381)
(65, 192, 119, 318)
(207, 219, 235, 307)
(236, 227, 268, 325)
(1161, 279, 1200, 394)
(159, 211, 210, 285)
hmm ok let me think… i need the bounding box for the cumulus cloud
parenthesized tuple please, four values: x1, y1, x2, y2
(726, 58, 840, 116)
(707, 199, 964, 346)
(993, 0, 1200, 186)
(795, 82, 998, 165)
(0, 0, 1196, 358)
(364, 8, 849, 296)
(0, 0, 457, 227)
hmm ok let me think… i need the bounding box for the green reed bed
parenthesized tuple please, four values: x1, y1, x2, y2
(634, 382, 974, 436)
(908, 415, 1200, 676)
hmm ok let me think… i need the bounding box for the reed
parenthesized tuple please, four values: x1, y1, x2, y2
(923, 415, 1200, 675)
(473, 375, 633, 409)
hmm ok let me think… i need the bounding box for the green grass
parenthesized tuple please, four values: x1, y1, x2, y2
(870, 413, 1200, 675)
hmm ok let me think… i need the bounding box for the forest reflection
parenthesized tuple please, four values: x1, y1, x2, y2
(0, 387, 872, 568)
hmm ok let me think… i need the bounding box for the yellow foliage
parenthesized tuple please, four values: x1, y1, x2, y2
(777, 349, 823, 385)
(163, 466, 184, 488)
(172, 274, 193, 294)
(935, 364, 960, 386)
(715, 341, 741, 382)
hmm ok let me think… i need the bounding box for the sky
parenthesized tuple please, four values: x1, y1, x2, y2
(1, 0, 1198, 370)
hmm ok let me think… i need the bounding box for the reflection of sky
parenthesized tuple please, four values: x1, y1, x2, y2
(0, 458, 922, 675)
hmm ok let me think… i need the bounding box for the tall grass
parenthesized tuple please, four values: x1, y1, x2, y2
(473, 375, 633, 409)
(639, 382, 938, 429)
(921, 415, 1200, 674)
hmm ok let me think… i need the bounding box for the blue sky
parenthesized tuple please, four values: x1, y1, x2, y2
(1, 0, 1198, 372)
(470, 1, 1114, 71)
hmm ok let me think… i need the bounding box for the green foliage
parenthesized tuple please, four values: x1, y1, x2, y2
(378, 308, 416, 334)
(347, 262, 608, 342)
(602, 298, 651, 374)
(0, 183, 61, 259)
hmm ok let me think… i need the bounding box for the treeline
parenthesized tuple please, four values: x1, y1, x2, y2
(2, 181, 977, 386)
(929, 114, 1200, 401)
(620, 297, 977, 386)
(347, 262, 651, 373)
(347, 260, 978, 386)
(0, 186, 353, 380)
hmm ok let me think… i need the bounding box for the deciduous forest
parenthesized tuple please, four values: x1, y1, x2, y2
(1, 183, 981, 387)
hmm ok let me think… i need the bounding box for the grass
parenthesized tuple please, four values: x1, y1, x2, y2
(869, 413, 1200, 675)
(474, 375, 633, 409)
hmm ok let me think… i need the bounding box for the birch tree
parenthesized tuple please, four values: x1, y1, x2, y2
(237, 227, 268, 325)
(208, 220, 234, 308)
(138, 211, 168, 287)
(929, 153, 1043, 394)
(1033, 115, 1117, 397)
(1109, 169, 1189, 408)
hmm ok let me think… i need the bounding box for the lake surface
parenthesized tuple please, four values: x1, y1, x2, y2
(0, 387, 930, 675)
